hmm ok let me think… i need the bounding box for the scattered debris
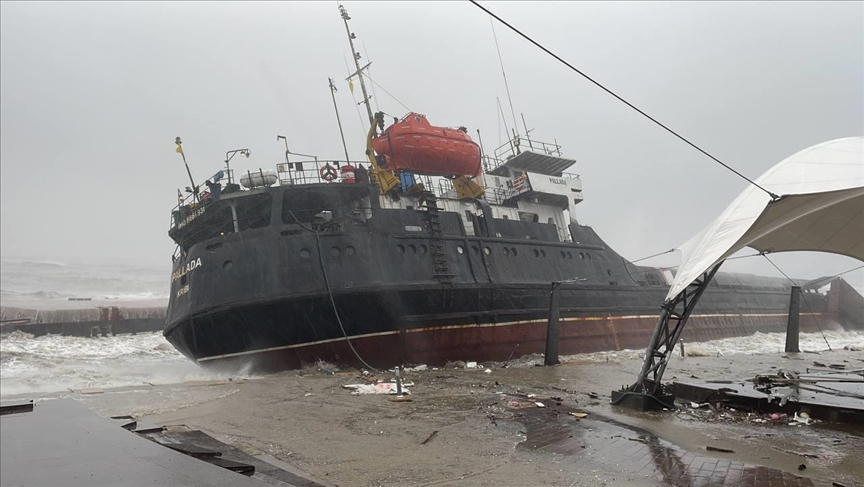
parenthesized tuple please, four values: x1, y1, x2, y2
(588, 392, 599, 399)
(706, 446, 735, 453)
(570, 412, 588, 419)
(78, 388, 104, 395)
(690, 402, 709, 409)
(798, 464, 807, 471)
(466, 362, 478, 369)
(304, 393, 314, 397)
(388, 395, 412, 403)
(421, 431, 439, 445)
(628, 437, 647, 443)
(771, 446, 819, 458)
(405, 364, 428, 372)
(483, 368, 492, 374)
(342, 383, 411, 395)
(534, 402, 546, 408)
(790, 412, 811, 425)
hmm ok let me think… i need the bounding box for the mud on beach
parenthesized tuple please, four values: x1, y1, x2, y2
(34, 347, 860, 487)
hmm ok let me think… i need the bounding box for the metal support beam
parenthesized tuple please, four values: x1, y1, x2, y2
(544, 282, 561, 366)
(785, 286, 801, 353)
(611, 263, 722, 409)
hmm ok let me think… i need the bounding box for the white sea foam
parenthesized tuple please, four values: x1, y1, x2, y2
(0, 331, 245, 396)
(561, 330, 864, 363)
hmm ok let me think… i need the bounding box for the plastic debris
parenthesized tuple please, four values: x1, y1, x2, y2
(483, 368, 492, 374)
(342, 383, 411, 395)
(466, 361, 478, 369)
(405, 364, 427, 372)
(534, 402, 546, 408)
(791, 412, 811, 425)
(570, 412, 588, 419)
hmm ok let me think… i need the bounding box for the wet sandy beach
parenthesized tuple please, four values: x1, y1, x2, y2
(11, 347, 863, 487)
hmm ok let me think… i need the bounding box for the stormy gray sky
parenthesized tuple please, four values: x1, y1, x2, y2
(1, 1, 862, 286)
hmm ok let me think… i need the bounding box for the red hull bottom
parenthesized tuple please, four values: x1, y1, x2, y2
(196, 312, 833, 374)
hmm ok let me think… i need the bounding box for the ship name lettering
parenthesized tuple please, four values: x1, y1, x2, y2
(548, 177, 566, 185)
(176, 284, 190, 297)
(178, 206, 206, 229)
(172, 257, 203, 282)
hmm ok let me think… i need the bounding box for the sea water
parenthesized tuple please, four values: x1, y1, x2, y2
(0, 256, 169, 309)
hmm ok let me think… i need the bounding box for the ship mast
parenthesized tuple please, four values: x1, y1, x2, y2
(339, 4, 374, 123)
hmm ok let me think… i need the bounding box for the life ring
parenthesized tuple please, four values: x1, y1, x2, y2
(319, 163, 338, 182)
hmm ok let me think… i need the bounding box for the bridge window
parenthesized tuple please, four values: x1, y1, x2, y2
(236, 194, 272, 231)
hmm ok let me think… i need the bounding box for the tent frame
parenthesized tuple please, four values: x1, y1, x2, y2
(615, 264, 722, 404)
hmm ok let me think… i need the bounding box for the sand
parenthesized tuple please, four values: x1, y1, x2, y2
(14, 347, 856, 487)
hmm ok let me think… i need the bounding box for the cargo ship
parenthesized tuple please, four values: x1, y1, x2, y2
(162, 8, 862, 373)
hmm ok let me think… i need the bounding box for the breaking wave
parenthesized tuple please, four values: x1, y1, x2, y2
(561, 330, 864, 363)
(0, 331, 244, 396)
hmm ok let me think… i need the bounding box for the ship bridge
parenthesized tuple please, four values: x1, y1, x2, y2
(481, 136, 583, 213)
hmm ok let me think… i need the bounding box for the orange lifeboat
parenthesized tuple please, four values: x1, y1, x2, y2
(371, 113, 482, 177)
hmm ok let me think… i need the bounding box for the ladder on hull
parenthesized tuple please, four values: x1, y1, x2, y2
(420, 192, 455, 290)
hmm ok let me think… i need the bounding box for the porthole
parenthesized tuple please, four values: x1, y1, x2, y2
(206, 242, 224, 252)
(397, 244, 405, 254)
(567, 251, 573, 259)
(346, 246, 356, 256)
(540, 249, 546, 258)
(222, 260, 234, 270)
(607, 269, 612, 276)
(511, 247, 518, 256)
(503, 247, 510, 256)
(457, 245, 465, 254)
(300, 249, 311, 259)
(586, 253, 592, 261)
(419, 244, 428, 254)
(331, 246, 341, 257)
(471, 245, 479, 255)
(408, 244, 417, 254)
(484, 246, 491, 255)
(533, 249, 540, 257)
(561, 251, 567, 259)
(579, 252, 585, 260)
(181, 275, 187, 285)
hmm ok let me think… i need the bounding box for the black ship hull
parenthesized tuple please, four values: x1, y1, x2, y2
(165, 282, 832, 373)
(164, 184, 856, 373)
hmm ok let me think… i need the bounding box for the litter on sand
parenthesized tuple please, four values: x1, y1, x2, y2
(343, 383, 411, 395)
(570, 412, 588, 419)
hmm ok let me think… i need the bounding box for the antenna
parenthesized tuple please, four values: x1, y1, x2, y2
(329, 77, 351, 164)
(490, 18, 519, 138)
(339, 4, 374, 123)
(174, 136, 199, 202)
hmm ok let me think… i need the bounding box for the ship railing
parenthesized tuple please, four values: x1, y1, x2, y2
(492, 136, 563, 162)
(170, 169, 235, 230)
(562, 172, 580, 180)
(276, 159, 371, 186)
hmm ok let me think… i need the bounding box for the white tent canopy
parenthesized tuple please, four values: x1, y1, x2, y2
(666, 137, 864, 302)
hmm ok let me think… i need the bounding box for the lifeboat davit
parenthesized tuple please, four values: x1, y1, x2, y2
(371, 113, 482, 177)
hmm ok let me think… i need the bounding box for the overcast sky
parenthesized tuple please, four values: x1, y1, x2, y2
(1, 1, 862, 286)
